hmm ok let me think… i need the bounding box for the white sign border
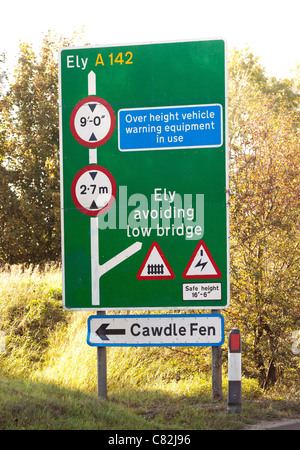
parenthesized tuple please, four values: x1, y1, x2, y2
(118, 104, 223, 152)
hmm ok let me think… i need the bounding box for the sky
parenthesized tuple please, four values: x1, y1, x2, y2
(0, 0, 299, 79)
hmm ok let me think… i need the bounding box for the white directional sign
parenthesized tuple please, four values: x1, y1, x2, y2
(87, 314, 224, 347)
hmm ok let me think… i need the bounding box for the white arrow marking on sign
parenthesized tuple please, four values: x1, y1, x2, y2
(98, 242, 142, 278)
(88, 70, 96, 95)
(91, 216, 100, 305)
(87, 71, 142, 305)
(89, 71, 97, 163)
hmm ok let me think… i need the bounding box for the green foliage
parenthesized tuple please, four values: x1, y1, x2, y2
(0, 52, 7, 96)
(0, 377, 155, 430)
(0, 372, 299, 430)
(227, 49, 300, 389)
(0, 32, 75, 263)
(0, 264, 299, 413)
(0, 264, 66, 375)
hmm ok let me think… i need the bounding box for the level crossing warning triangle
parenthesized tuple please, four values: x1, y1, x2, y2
(182, 240, 222, 279)
(137, 242, 175, 280)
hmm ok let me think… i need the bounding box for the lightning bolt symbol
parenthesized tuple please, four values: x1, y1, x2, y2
(195, 258, 208, 271)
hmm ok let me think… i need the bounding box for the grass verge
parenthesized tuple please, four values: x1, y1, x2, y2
(1, 375, 299, 430)
(0, 376, 154, 430)
(0, 264, 299, 430)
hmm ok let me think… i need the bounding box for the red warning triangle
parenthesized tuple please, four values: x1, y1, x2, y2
(183, 240, 221, 279)
(137, 242, 175, 280)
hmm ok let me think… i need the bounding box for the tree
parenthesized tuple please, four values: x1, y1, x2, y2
(0, 32, 75, 263)
(0, 52, 7, 95)
(227, 52, 300, 388)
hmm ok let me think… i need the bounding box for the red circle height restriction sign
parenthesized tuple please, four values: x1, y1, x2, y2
(70, 97, 115, 147)
(71, 165, 117, 216)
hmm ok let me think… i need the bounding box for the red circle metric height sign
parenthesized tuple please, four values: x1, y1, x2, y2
(70, 97, 116, 147)
(71, 165, 116, 216)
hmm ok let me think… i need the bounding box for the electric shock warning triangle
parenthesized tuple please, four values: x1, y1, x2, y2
(182, 240, 222, 279)
(137, 242, 175, 280)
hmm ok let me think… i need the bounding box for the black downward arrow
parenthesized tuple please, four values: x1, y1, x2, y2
(88, 103, 97, 113)
(89, 171, 98, 180)
(96, 323, 126, 341)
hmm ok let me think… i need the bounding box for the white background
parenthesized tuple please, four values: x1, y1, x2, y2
(1, 0, 299, 79)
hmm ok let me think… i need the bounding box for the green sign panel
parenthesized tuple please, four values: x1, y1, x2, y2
(59, 39, 229, 310)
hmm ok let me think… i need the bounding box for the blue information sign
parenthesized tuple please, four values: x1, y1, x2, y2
(118, 104, 223, 151)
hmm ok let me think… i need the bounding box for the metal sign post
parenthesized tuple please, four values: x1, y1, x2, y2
(211, 309, 223, 401)
(96, 310, 107, 399)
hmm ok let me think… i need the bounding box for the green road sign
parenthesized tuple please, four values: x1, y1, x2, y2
(59, 39, 229, 310)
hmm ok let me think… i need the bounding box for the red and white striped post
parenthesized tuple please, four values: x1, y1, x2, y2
(227, 329, 242, 413)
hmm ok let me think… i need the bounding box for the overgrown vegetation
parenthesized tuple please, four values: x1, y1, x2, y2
(1, 376, 300, 430)
(0, 265, 299, 429)
(0, 265, 299, 396)
(227, 50, 300, 389)
(0, 264, 66, 376)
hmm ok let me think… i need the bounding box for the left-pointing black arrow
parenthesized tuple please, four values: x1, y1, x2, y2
(96, 323, 126, 341)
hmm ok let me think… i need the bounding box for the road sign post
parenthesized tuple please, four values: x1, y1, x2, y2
(59, 39, 229, 311)
(96, 310, 107, 399)
(211, 309, 223, 402)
